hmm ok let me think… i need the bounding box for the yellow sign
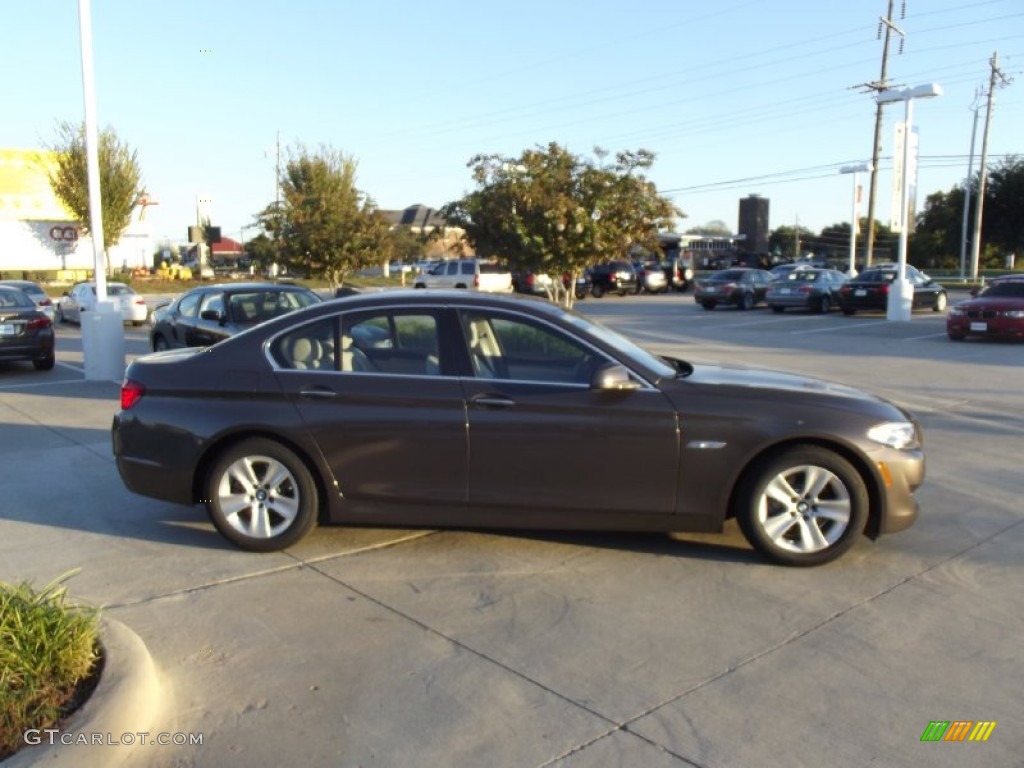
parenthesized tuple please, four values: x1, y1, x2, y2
(0, 148, 75, 221)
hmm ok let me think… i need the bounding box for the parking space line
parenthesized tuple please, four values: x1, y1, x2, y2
(789, 320, 889, 335)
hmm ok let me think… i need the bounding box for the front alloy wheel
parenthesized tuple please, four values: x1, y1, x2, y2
(933, 292, 947, 312)
(735, 447, 868, 566)
(205, 438, 318, 551)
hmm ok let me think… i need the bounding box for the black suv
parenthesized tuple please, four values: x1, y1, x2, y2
(589, 261, 638, 298)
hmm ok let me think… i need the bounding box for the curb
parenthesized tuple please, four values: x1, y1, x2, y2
(5, 618, 161, 768)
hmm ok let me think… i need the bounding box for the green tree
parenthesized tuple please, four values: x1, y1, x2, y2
(908, 188, 965, 270)
(768, 225, 815, 261)
(47, 121, 145, 258)
(984, 156, 1024, 260)
(259, 145, 392, 290)
(441, 143, 680, 307)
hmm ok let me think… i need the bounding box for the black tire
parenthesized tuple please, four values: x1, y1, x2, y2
(771, 305, 785, 314)
(55, 306, 65, 323)
(818, 295, 832, 314)
(734, 447, 868, 566)
(152, 334, 169, 352)
(947, 332, 966, 341)
(700, 301, 716, 311)
(574, 289, 587, 300)
(592, 284, 605, 299)
(841, 307, 856, 316)
(205, 438, 319, 551)
(413, 283, 426, 289)
(933, 292, 947, 312)
(33, 353, 56, 371)
(740, 292, 755, 311)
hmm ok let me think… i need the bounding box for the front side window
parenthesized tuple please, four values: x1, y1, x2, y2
(460, 311, 603, 384)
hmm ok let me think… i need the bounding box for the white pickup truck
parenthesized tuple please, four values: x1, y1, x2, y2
(413, 259, 513, 292)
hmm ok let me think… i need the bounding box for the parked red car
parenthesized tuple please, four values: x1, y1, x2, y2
(947, 277, 1024, 341)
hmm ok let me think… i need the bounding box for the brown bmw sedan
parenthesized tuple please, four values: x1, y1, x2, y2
(112, 290, 924, 566)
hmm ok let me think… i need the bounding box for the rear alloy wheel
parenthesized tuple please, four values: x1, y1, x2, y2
(933, 292, 947, 312)
(152, 335, 169, 352)
(592, 284, 605, 299)
(740, 292, 755, 310)
(205, 438, 318, 551)
(735, 447, 868, 566)
(818, 295, 832, 314)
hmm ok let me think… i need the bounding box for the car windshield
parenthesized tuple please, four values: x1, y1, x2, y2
(0, 289, 33, 308)
(786, 271, 821, 282)
(715, 270, 746, 280)
(859, 270, 896, 282)
(107, 284, 131, 295)
(982, 282, 1024, 298)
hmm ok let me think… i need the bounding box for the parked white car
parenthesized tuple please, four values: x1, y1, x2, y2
(413, 259, 513, 293)
(56, 282, 150, 326)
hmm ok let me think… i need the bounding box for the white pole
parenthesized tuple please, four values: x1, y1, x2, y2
(888, 99, 914, 322)
(78, 0, 106, 301)
(77, 0, 125, 380)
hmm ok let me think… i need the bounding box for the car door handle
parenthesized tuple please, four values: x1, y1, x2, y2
(298, 386, 336, 400)
(471, 394, 515, 408)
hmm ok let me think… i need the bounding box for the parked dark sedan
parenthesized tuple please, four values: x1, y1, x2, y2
(766, 269, 848, 313)
(946, 278, 1024, 341)
(589, 261, 638, 297)
(149, 282, 321, 351)
(838, 265, 947, 315)
(113, 291, 924, 566)
(694, 268, 774, 310)
(0, 285, 55, 371)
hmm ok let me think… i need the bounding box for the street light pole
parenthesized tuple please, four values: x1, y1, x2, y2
(840, 163, 872, 276)
(876, 83, 942, 322)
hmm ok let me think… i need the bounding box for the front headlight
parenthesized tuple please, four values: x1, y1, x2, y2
(948, 307, 965, 317)
(867, 421, 919, 450)
(1003, 310, 1024, 319)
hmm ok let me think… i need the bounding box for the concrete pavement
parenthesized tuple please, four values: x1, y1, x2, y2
(1, 299, 1022, 767)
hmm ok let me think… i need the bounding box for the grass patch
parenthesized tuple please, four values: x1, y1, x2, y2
(0, 572, 101, 760)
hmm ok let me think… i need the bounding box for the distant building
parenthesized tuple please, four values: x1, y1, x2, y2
(0, 147, 152, 276)
(379, 203, 465, 257)
(737, 195, 769, 254)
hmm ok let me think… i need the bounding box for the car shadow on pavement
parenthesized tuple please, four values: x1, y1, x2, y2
(479, 526, 763, 565)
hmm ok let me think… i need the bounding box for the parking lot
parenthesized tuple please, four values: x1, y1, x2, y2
(1, 291, 1022, 767)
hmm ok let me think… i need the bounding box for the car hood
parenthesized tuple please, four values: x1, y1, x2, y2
(956, 297, 1024, 311)
(683, 362, 875, 399)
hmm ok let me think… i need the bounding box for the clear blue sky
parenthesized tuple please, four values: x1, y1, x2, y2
(4, 0, 1022, 245)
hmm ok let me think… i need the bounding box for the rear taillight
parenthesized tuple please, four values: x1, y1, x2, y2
(474, 274, 480, 288)
(799, 286, 812, 293)
(135, 299, 146, 305)
(879, 285, 890, 295)
(121, 379, 145, 410)
(26, 317, 52, 331)
(40, 298, 53, 307)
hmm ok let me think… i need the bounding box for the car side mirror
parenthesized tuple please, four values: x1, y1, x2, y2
(591, 363, 640, 391)
(200, 309, 225, 323)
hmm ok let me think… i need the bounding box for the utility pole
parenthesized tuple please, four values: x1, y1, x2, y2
(959, 89, 983, 280)
(862, 1, 904, 268)
(968, 53, 1010, 281)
